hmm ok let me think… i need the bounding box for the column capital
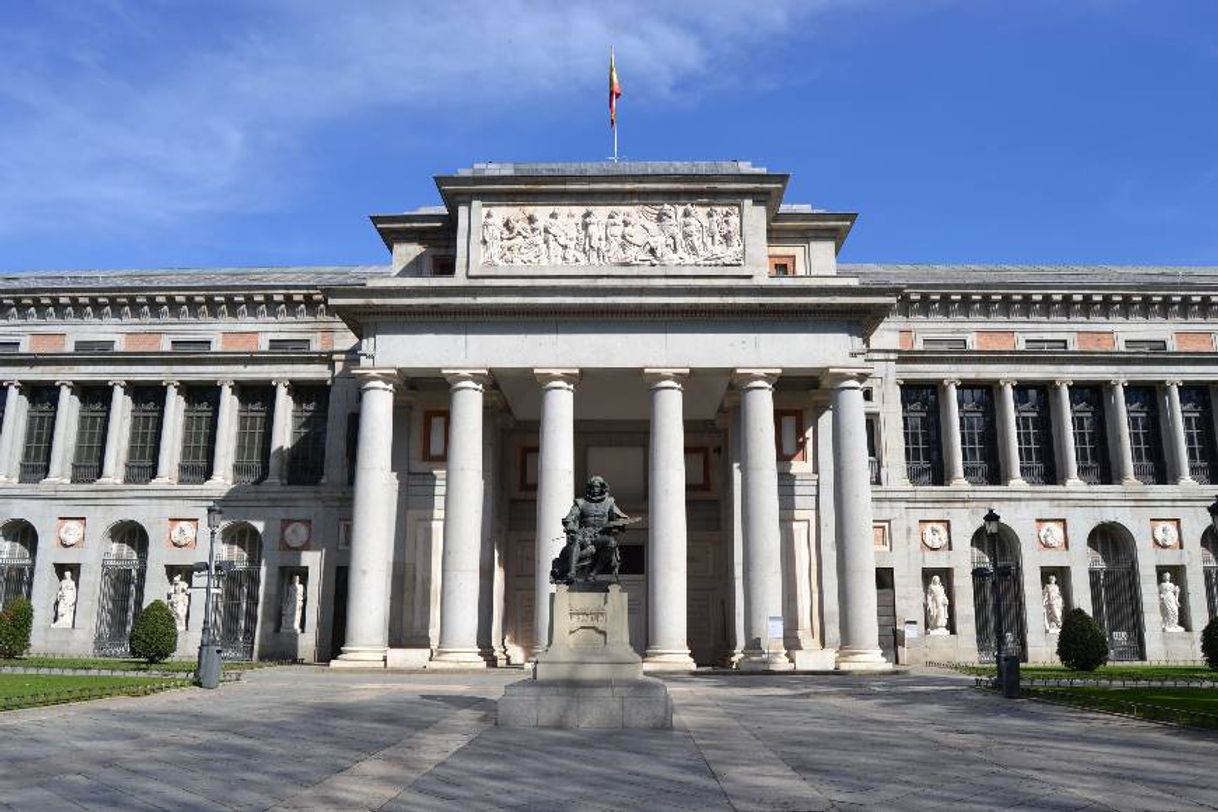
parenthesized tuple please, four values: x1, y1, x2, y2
(54, 380, 74, 390)
(163, 379, 181, 389)
(217, 379, 235, 389)
(942, 378, 961, 388)
(442, 369, 491, 390)
(1053, 379, 1072, 389)
(1165, 378, 1183, 388)
(732, 368, 781, 389)
(643, 368, 689, 389)
(822, 367, 871, 389)
(534, 368, 580, 390)
(1109, 378, 1128, 388)
(107, 379, 128, 389)
(352, 368, 400, 392)
(998, 378, 1017, 388)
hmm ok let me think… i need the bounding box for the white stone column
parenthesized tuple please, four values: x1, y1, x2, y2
(334, 369, 399, 667)
(207, 380, 236, 485)
(431, 369, 489, 668)
(0, 381, 21, 483)
(1165, 380, 1195, 485)
(830, 371, 889, 671)
(1109, 380, 1137, 484)
(734, 369, 791, 670)
(267, 379, 292, 484)
(941, 379, 967, 485)
(43, 380, 74, 483)
(98, 381, 127, 483)
(533, 369, 578, 654)
(644, 369, 695, 670)
(998, 379, 1025, 486)
(1052, 380, 1082, 486)
(152, 380, 180, 483)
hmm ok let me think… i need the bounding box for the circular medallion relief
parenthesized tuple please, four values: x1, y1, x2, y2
(282, 521, 310, 549)
(1038, 524, 1063, 549)
(1153, 522, 1179, 549)
(170, 521, 197, 549)
(58, 520, 84, 548)
(921, 523, 948, 551)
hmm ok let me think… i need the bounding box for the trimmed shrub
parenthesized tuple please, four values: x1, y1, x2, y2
(0, 597, 34, 658)
(129, 600, 178, 663)
(1057, 608, 1109, 671)
(1202, 616, 1218, 671)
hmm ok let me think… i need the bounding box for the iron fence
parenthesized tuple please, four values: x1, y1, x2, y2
(93, 557, 146, 657)
(124, 461, 156, 484)
(70, 462, 100, 483)
(0, 558, 33, 608)
(212, 564, 261, 660)
(17, 461, 46, 483)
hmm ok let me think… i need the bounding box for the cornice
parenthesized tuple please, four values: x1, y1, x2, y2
(0, 292, 338, 325)
(895, 291, 1218, 322)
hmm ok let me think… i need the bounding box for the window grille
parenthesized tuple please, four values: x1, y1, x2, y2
(74, 340, 115, 353)
(71, 386, 111, 483)
(286, 385, 329, 485)
(124, 386, 164, 484)
(0, 521, 37, 609)
(1024, 338, 1068, 351)
(1125, 386, 1166, 484)
(1013, 386, 1056, 484)
(1180, 386, 1217, 484)
(19, 385, 58, 483)
(900, 385, 942, 485)
(233, 385, 274, 484)
(922, 338, 968, 351)
(1202, 531, 1218, 621)
(170, 339, 212, 352)
(267, 339, 311, 352)
(0, 341, 19, 353)
(1126, 339, 1167, 352)
(958, 385, 1000, 484)
(178, 386, 220, 484)
(865, 417, 881, 485)
(1069, 386, 1110, 484)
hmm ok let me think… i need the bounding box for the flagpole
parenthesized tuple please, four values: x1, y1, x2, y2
(613, 123, 618, 163)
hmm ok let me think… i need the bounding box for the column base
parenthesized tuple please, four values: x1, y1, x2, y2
(836, 648, 893, 673)
(330, 646, 387, 668)
(1063, 478, 1086, 488)
(428, 648, 488, 670)
(40, 476, 68, 484)
(1177, 477, 1198, 486)
(642, 649, 696, 672)
(949, 478, 970, 487)
(737, 649, 794, 672)
(1006, 478, 1028, 488)
(1121, 476, 1142, 486)
(150, 476, 175, 485)
(205, 477, 230, 486)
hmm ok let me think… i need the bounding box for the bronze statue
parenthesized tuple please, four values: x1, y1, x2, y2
(549, 475, 638, 585)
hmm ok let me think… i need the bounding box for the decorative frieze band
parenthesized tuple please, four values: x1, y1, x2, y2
(896, 292, 1218, 322)
(0, 294, 331, 324)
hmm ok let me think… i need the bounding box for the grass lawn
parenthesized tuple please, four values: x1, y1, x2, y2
(1027, 686, 1218, 728)
(0, 656, 273, 673)
(0, 673, 188, 711)
(953, 664, 1218, 681)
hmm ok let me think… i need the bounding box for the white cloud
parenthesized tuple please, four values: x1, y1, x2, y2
(0, 1, 860, 236)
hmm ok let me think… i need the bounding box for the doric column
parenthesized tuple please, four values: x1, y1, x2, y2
(998, 379, 1025, 486)
(533, 369, 578, 654)
(43, 380, 75, 483)
(1109, 380, 1137, 484)
(1052, 380, 1082, 485)
(98, 381, 127, 483)
(334, 369, 399, 666)
(207, 380, 236, 485)
(152, 380, 180, 483)
(1165, 380, 1194, 485)
(941, 379, 967, 485)
(734, 369, 791, 670)
(644, 369, 695, 670)
(267, 379, 292, 484)
(0, 381, 21, 483)
(830, 371, 889, 671)
(432, 369, 489, 668)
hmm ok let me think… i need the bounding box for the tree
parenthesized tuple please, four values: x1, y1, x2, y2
(129, 600, 178, 663)
(1057, 608, 1109, 671)
(0, 598, 34, 659)
(1202, 616, 1218, 671)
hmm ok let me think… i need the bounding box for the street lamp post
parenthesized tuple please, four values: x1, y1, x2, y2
(196, 503, 224, 689)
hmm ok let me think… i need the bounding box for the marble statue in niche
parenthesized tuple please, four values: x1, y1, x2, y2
(168, 573, 190, 631)
(1042, 575, 1064, 634)
(1159, 572, 1184, 632)
(281, 574, 305, 633)
(925, 575, 950, 636)
(52, 571, 76, 628)
(481, 204, 744, 267)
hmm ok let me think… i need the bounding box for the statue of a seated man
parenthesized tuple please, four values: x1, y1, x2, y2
(549, 475, 636, 585)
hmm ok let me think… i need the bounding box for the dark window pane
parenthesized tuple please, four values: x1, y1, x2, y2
(958, 386, 1000, 485)
(1070, 386, 1110, 484)
(1180, 386, 1217, 484)
(1014, 386, 1056, 484)
(178, 386, 219, 484)
(1125, 386, 1166, 484)
(286, 385, 329, 485)
(19, 386, 57, 482)
(125, 386, 164, 484)
(267, 339, 311, 352)
(901, 385, 942, 485)
(71, 386, 111, 483)
(233, 385, 274, 484)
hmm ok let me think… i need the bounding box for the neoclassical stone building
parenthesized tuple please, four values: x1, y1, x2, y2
(1, 161, 1215, 668)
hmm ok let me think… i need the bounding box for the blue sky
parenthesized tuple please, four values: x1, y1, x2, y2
(1, 1, 1215, 272)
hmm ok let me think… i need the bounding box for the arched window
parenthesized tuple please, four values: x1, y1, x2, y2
(1087, 523, 1145, 661)
(0, 520, 37, 607)
(95, 521, 150, 657)
(215, 523, 263, 660)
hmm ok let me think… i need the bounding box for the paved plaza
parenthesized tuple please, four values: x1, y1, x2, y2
(1, 667, 1217, 811)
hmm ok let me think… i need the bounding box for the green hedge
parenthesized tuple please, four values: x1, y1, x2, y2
(1057, 608, 1108, 671)
(128, 600, 178, 663)
(1202, 616, 1218, 671)
(0, 598, 34, 659)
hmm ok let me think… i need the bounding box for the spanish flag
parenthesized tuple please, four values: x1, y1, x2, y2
(609, 47, 622, 128)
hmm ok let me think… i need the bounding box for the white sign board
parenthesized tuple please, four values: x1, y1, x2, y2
(767, 615, 784, 640)
(903, 620, 919, 640)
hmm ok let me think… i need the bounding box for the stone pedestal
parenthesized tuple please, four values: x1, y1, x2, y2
(497, 584, 673, 729)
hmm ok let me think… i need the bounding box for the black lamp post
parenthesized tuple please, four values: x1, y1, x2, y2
(973, 508, 1019, 698)
(196, 503, 224, 689)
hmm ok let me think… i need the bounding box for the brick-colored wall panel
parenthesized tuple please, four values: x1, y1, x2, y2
(898, 330, 914, 350)
(976, 331, 1015, 351)
(124, 332, 163, 352)
(221, 331, 259, 352)
(1175, 332, 1214, 352)
(319, 331, 334, 351)
(1077, 331, 1115, 351)
(29, 333, 66, 353)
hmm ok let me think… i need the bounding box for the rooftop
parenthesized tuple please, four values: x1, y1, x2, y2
(454, 161, 770, 177)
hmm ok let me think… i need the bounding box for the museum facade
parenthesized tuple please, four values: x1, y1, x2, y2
(1, 161, 1216, 669)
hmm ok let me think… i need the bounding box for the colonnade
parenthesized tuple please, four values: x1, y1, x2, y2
(335, 366, 888, 672)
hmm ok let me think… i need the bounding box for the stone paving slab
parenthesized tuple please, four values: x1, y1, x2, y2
(1, 666, 1217, 811)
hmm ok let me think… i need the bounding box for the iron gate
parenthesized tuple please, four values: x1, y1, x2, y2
(971, 534, 1027, 663)
(1205, 565, 1217, 622)
(0, 558, 33, 608)
(1088, 531, 1145, 661)
(94, 557, 146, 657)
(212, 563, 261, 660)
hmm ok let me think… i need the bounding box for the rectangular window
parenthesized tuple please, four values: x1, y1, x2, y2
(1180, 386, 1217, 484)
(170, 339, 212, 353)
(1070, 385, 1110, 484)
(124, 386, 164, 484)
(1126, 339, 1167, 352)
(1024, 338, 1068, 351)
(71, 385, 111, 483)
(74, 340, 115, 353)
(432, 256, 456, 276)
(519, 445, 539, 492)
(1125, 385, 1166, 484)
(267, 338, 311, 352)
(958, 385, 1000, 485)
(286, 385, 329, 485)
(19, 385, 57, 483)
(866, 417, 881, 485)
(1014, 386, 1056, 484)
(684, 447, 711, 490)
(774, 410, 806, 461)
(345, 411, 359, 486)
(0, 341, 19, 353)
(923, 338, 968, 351)
(900, 385, 942, 485)
(178, 386, 220, 484)
(768, 255, 796, 277)
(233, 385, 274, 484)
(422, 411, 449, 462)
